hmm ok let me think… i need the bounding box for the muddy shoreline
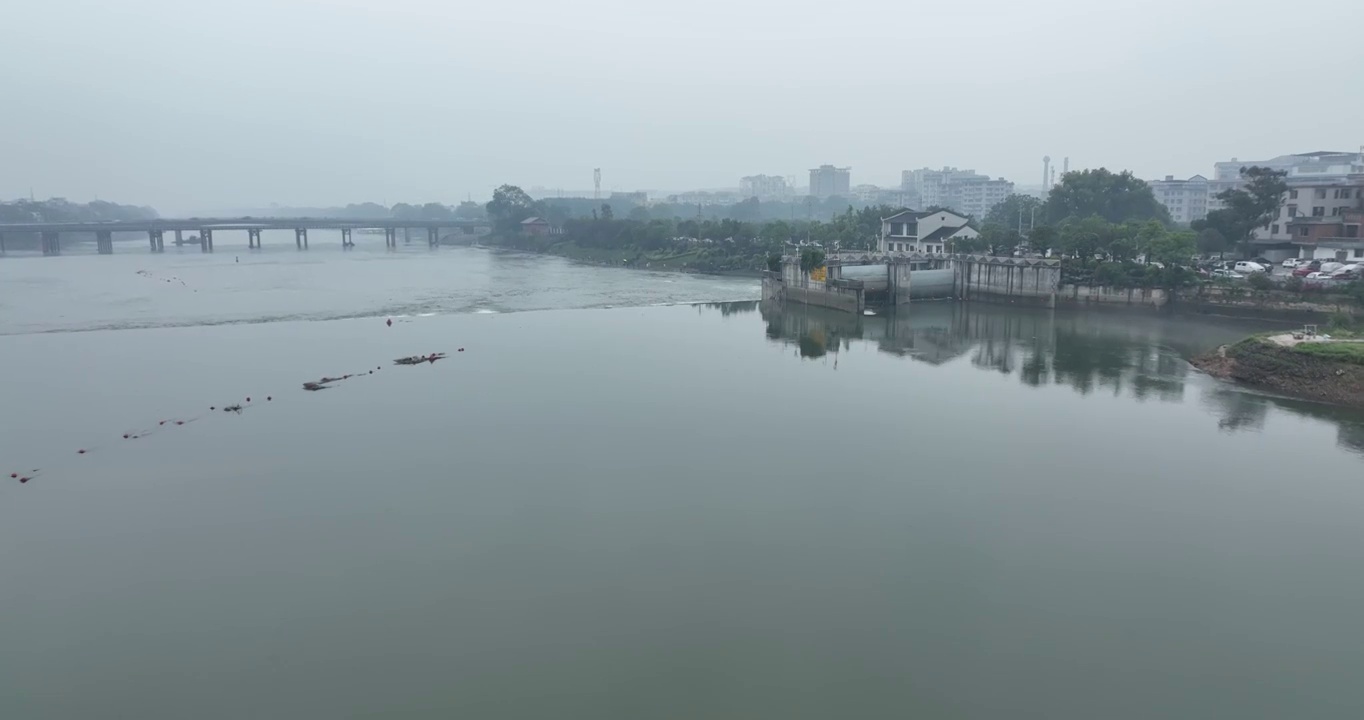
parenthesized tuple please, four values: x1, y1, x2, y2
(1191, 337, 1364, 408)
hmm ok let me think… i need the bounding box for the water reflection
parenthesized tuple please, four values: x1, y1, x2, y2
(747, 300, 1364, 456)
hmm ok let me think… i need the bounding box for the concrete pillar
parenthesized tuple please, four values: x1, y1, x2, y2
(0, 232, 6, 255)
(247, 229, 261, 248)
(385, 227, 397, 249)
(42, 231, 59, 256)
(156, 231, 164, 252)
(428, 227, 438, 247)
(403, 227, 411, 244)
(341, 228, 352, 249)
(889, 261, 913, 305)
(295, 228, 303, 250)
(150, 231, 159, 252)
(96, 230, 113, 254)
(174, 229, 183, 247)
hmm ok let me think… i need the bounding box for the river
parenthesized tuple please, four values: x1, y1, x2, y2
(2, 240, 1363, 718)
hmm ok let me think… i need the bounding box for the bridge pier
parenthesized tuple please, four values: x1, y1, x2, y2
(41, 231, 60, 256)
(200, 229, 214, 253)
(295, 228, 309, 250)
(1, 232, 7, 255)
(403, 227, 411, 244)
(149, 230, 164, 252)
(248, 229, 262, 249)
(96, 230, 114, 255)
(384, 227, 397, 249)
(428, 227, 439, 247)
(341, 228, 353, 249)
(174, 229, 182, 248)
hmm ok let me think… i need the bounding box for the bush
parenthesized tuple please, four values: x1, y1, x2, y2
(1284, 275, 1304, 292)
(1246, 272, 1274, 291)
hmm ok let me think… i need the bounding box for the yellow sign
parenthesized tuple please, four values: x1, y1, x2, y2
(809, 266, 826, 282)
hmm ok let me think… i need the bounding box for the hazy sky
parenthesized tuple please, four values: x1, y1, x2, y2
(4, 0, 1362, 213)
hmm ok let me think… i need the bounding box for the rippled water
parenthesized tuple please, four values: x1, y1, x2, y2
(2, 244, 1363, 719)
(0, 235, 758, 334)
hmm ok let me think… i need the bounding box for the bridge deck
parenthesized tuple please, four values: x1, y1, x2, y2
(0, 217, 487, 233)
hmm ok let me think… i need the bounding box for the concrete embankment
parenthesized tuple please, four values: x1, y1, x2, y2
(1192, 336, 1364, 408)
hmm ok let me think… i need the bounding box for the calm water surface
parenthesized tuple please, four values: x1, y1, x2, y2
(2, 243, 1362, 718)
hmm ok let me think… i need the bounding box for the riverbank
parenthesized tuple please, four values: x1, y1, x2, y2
(485, 237, 766, 277)
(1192, 333, 1364, 408)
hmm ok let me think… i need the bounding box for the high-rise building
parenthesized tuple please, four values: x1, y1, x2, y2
(808, 165, 851, 198)
(740, 175, 790, 199)
(905, 167, 1013, 218)
(1149, 175, 1210, 224)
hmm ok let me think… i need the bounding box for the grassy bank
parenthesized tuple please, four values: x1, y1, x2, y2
(1293, 340, 1364, 367)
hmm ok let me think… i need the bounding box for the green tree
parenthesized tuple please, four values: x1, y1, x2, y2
(760, 220, 793, 244)
(1146, 229, 1196, 266)
(486, 185, 538, 234)
(984, 194, 1045, 231)
(1192, 166, 1287, 258)
(1055, 215, 1114, 259)
(1028, 225, 1058, 255)
(627, 206, 651, 222)
(1044, 168, 1172, 225)
(1196, 227, 1228, 257)
(799, 248, 826, 274)
(978, 224, 1021, 256)
(600, 203, 614, 221)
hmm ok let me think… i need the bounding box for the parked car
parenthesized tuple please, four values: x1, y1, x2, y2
(1305, 271, 1333, 280)
(1251, 256, 1273, 266)
(1282, 258, 1304, 268)
(1331, 264, 1362, 280)
(1211, 269, 1244, 280)
(1233, 261, 1267, 274)
(1292, 261, 1323, 277)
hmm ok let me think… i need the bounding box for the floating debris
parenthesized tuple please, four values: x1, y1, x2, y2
(394, 353, 446, 366)
(13, 346, 468, 487)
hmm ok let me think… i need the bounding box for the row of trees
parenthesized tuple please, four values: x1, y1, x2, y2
(971, 166, 1289, 266)
(0, 198, 159, 223)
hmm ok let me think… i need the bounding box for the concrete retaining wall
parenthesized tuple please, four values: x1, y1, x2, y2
(1173, 286, 1364, 319)
(784, 284, 863, 313)
(1058, 284, 1169, 308)
(955, 257, 1059, 308)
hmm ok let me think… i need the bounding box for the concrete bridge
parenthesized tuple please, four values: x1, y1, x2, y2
(0, 217, 490, 256)
(765, 250, 1061, 313)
